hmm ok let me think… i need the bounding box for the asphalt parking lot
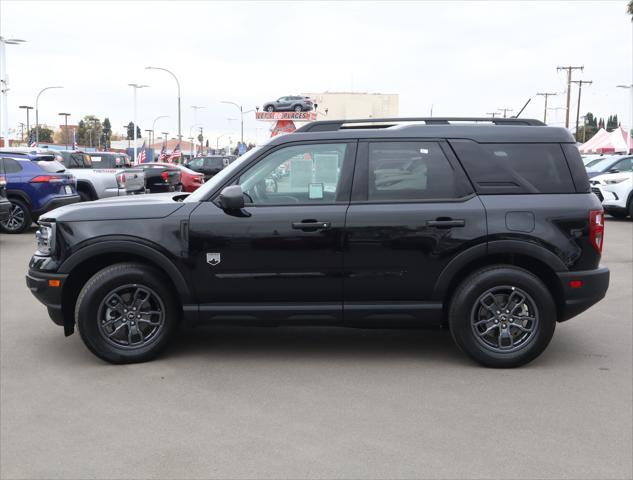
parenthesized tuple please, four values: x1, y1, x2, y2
(1, 220, 631, 480)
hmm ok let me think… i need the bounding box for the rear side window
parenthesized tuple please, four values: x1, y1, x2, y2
(367, 142, 463, 201)
(204, 158, 224, 169)
(0, 158, 23, 173)
(36, 161, 66, 173)
(450, 140, 575, 194)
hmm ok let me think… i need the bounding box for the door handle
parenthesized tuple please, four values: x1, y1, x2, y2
(292, 220, 331, 231)
(426, 219, 465, 228)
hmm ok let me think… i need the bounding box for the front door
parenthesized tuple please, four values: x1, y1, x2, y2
(188, 141, 356, 323)
(343, 140, 487, 324)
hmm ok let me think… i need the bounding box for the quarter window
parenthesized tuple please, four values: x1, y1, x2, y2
(367, 142, 459, 200)
(238, 143, 348, 205)
(0, 158, 23, 173)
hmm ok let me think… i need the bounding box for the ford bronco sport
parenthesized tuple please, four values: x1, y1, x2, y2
(26, 117, 610, 367)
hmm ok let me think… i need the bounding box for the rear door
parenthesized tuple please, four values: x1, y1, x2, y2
(343, 139, 486, 323)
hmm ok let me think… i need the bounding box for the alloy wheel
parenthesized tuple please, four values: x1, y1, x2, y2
(470, 286, 539, 353)
(2, 203, 25, 231)
(97, 284, 165, 349)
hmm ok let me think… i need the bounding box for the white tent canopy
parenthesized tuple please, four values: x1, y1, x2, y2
(579, 127, 632, 154)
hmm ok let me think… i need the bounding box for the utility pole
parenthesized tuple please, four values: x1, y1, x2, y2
(58, 112, 70, 149)
(557, 65, 583, 128)
(571, 80, 592, 140)
(198, 127, 203, 155)
(497, 108, 513, 118)
(536, 92, 557, 123)
(485, 112, 497, 118)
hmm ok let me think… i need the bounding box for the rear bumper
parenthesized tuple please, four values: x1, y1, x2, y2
(26, 269, 68, 328)
(556, 266, 610, 321)
(32, 194, 81, 217)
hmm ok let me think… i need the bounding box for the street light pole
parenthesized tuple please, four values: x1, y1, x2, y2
(19, 105, 33, 143)
(58, 112, 70, 149)
(187, 136, 194, 158)
(0, 36, 26, 146)
(35, 86, 63, 146)
(151, 115, 169, 150)
(128, 83, 149, 164)
(146, 66, 181, 142)
(221, 101, 246, 144)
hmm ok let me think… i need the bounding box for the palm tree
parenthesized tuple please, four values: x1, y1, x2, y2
(629, 0, 633, 18)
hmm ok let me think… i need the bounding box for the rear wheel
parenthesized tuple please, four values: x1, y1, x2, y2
(448, 265, 556, 368)
(78, 190, 93, 202)
(0, 198, 31, 233)
(75, 263, 179, 364)
(293, 105, 303, 113)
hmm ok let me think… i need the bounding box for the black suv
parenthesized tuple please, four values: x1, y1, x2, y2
(26, 118, 609, 367)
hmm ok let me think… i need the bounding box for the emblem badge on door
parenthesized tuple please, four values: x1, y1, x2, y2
(206, 253, 221, 266)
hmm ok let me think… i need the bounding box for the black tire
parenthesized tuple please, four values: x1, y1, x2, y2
(629, 198, 633, 219)
(78, 190, 93, 202)
(448, 265, 556, 368)
(75, 262, 179, 364)
(293, 105, 303, 113)
(0, 198, 32, 234)
(265, 105, 275, 112)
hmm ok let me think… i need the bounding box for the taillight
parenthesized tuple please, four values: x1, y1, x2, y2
(194, 176, 203, 183)
(589, 209, 604, 254)
(30, 175, 62, 183)
(0, 175, 6, 186)
(115, 172, 126, 188)
(161, 171, 169, 181)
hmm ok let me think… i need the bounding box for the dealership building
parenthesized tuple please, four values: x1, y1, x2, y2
(301, 92, 399, 120)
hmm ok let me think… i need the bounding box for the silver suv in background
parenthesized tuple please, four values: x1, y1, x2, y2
(262, 96, 314, 112)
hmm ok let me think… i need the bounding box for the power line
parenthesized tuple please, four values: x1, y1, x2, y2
(497, 108, 513, 118)
(556, 65, 583, 128)
(536, 92, 557, 123)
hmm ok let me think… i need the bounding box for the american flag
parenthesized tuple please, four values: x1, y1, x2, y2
(29, 130, 37, 148)
(158, 143, 168, 161)
(136, 141, 147, 164)
(72, 129, 77, 150)
(168, 142, 181, 163)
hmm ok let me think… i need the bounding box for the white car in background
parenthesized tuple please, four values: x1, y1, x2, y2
(590, 170, 633, 219)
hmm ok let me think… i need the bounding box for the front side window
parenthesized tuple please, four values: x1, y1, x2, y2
(367, 142, 458, 201)
(613, 158, 633, 172)
(188, 158, 204, 169)
(238, 143, 348, 205)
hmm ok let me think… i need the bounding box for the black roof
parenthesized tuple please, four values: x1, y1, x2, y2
(280, 117, 575, 144)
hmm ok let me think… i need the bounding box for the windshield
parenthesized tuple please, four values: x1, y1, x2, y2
(185, 147, 263, 202)
(586, 157, 617, 172)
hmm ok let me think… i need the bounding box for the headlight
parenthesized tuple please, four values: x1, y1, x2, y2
(35, 223, 56, 256)
(605, 178, 627, 184)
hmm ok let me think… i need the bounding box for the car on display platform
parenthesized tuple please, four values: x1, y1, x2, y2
(262, 96, 314, 113)
(1, 156, 79, 233)
(590, 170, 633, 219)
(150, 162, 204, 192)
(585, 154, 632, 179)
(26, 117, 609, 367)
(137, 163, 181, 192)
(184, 155, 235, 181)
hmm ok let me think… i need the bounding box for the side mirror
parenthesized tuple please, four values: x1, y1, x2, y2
(218, 185, 245, 211)
(608, 168, 620, 174)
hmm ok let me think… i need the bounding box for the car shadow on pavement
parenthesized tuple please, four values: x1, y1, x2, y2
(165, 326, 470, 366)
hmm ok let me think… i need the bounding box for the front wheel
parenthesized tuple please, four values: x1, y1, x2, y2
(293, 105, 303, 113)
(265, 105, 275, 112)
(448, 266, 556, 368)
(75, 263, 179, 364)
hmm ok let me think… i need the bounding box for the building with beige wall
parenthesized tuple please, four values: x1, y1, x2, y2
(301, 92, 399, 120)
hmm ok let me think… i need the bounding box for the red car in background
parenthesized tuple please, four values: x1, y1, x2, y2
(152, 162, 204, 192)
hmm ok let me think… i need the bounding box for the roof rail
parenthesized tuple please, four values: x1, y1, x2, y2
(294, 117, 545, 133)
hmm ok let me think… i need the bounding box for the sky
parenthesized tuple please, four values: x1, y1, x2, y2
(1, 0, 632, 145)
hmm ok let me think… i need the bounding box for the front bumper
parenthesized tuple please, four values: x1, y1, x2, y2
(33, 194, 81, 217)
(26, 269, 69, 331)
(556, 266, 610, 321)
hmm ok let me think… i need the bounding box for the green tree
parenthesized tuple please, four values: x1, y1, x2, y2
(102, 118, 112, 148)
(628, 0, 633, 17)
(126, 122, 142, 140)
(29, 127, 53, 143)
(77, 115, 103, 148)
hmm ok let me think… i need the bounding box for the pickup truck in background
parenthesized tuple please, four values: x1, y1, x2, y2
(87, 152, 146, 195)
(57, 150, 126, 201)
(137, 163, 181, 192)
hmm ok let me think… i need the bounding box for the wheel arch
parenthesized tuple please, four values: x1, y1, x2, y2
(75, 180, 97, 200)
(5, 189, 32, 207)
(59, 240, 193, 334)
(434, 241, 566, 322)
